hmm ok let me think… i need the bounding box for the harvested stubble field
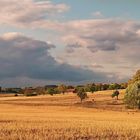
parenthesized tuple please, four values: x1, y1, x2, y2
(0, 90, 140, 140)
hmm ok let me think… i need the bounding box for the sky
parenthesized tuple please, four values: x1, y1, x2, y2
(0, 0, 140, 87)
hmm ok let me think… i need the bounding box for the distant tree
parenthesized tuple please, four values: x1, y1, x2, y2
(47, 88, 55, 96)
(111, 90, 120, 100)
(124, 81, 140, 109)
(109, 83, 121, 90)
(90, 85, 96, 93)
(36, 88, 46, 95)
(109, 84, 114, 90)
(102, 84, 109, 90)
(19, 89, 24, 94)
(95, 85, 99, 91)
(116, 83, 121, 89)
(57, 84, 67, 94)
(84, 84, 91, 92)
(120, 83, 128, 89)
(84, 84, 95, 93)
(95, 83, 103, 91)
(77, 88, 88, 103)
(47, 88, 60, 96)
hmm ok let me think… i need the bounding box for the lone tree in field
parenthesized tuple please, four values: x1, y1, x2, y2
(77, 88, 88, 103)
(111, 90, 120, 100)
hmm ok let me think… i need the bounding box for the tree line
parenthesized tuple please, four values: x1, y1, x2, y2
(14, 69, 140, 110)
(19, 82, 127, 96)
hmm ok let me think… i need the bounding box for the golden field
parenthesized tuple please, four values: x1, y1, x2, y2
(0, 90, 140, 140)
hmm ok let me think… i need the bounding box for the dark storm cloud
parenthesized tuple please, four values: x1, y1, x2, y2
(0, 33, 112, 83)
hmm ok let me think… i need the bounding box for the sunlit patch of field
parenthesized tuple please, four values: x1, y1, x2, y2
(0, 90, 140, 140)
(0, 93, 15, 97)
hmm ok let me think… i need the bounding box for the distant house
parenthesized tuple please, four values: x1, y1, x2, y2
(66, 85, 76, 93)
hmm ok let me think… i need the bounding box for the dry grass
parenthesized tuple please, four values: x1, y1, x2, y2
(0, 90, 140, 140)
(0, 93, 15, 97)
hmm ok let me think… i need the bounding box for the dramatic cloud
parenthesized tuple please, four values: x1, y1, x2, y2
(0, 0, 139, 84)
(0, 32, 115, 86)
(60, 19, 140, 52)
(53, 19, 140, 80)
(0, 0, 69, 27)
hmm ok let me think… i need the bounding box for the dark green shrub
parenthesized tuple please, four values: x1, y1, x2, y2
(124, 81, 140, 109)
(84, 84, 95, 93)
(47, 88, 60, 96)
(15, 93, 18, 96)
